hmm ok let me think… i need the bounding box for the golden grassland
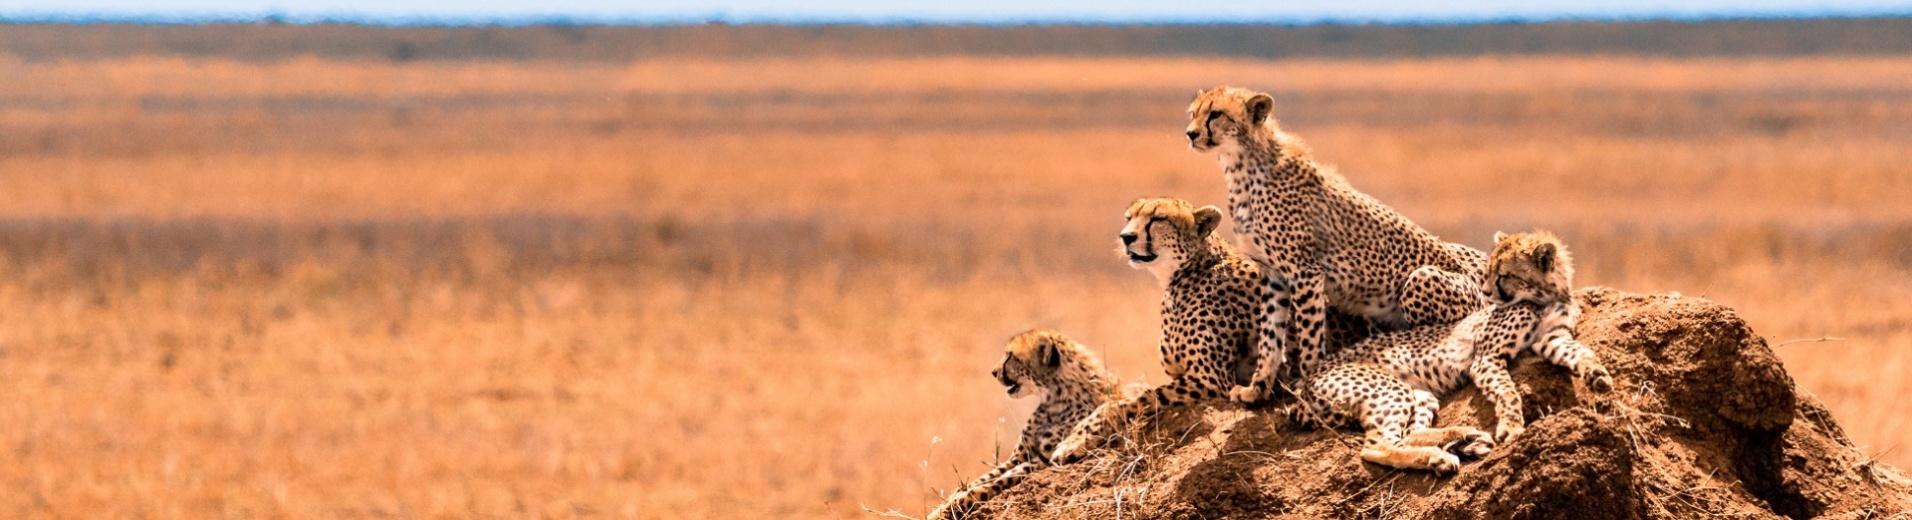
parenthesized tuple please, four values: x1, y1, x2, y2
(1, 54, 1910, 518)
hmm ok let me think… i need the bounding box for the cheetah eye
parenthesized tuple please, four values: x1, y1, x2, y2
(1207, 110, 1223, 121)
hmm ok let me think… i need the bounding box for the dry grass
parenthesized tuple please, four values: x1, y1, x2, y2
(1, 53, 1910, 519)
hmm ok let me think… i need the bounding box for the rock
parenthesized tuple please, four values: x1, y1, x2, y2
(971, 288, 1912, 519)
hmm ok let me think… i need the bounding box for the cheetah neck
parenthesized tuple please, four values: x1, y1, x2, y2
(1218, 132, 1323, 211)
(1043, 363, 1115, 406)
(1039, 376, 1114, 410)
(1143, 261, 1178, 289)
(1169, 237, 1225, 280)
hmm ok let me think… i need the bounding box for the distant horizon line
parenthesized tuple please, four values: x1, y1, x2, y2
(4, 9, 1911, 28)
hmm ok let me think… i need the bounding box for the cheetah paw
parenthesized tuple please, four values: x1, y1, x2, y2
(1050, 435, 1092, 464)
(1425, 451, 1463, 474)
(1494, 421, 1526, 444)
(1228, 385, 1266, 404)
(1452, 431, 1496, 458)
(1586, 367, 1615, 394)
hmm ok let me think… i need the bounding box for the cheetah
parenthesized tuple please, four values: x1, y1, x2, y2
(1313, 231, 1613, 446)
(1044, 198, 1262, 463)
(1049, 197, 1372, 464)
(1288, 362, 1495, 473)
(928, 330, 1121, 520)
(1185, 86, 1491, 404)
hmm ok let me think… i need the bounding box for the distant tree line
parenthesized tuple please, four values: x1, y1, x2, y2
(2, 17, 1911, 61)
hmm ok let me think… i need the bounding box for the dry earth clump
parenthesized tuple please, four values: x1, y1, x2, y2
(965, 288, 1912, 519)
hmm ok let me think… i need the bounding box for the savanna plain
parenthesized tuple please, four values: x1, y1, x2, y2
(1, 45, 1911, 519)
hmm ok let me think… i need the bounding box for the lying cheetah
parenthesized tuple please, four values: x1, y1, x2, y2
(1185, 86, 1490, 403)
(1289, 362, 1494, 473)
(1050, 197, 1371, 464)
(1316, 231, 1612, 445)
(928, 330, 1120, 520)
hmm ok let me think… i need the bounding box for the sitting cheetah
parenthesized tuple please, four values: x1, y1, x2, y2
(1044, 198, 1262, 464)
(929, 330, 1121, 520)
(1050, 197, 1371, 464)
(1185, 86, 1490, 403)
(1316, 231, 1613, 445)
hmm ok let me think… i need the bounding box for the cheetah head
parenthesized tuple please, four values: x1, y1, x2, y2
(1186, 86, 1277, 153)
(993, 329, 1105, 399)
(1121, 197, 1225, 285)
(1484, 230, 1576, 306)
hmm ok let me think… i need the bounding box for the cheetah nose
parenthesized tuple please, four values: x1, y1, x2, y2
(1185, 130, 1201, 142)
(1120, 232, 1138, 245)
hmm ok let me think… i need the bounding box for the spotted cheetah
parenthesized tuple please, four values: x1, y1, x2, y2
(1185, 86, 1490, 404)
(1317, 231, 1612, 445)
(1049, 197, 1372, 464)
(928, 330, 1120, 520)
(1043, 198, 1261, 463)
(1289, 362, 1494, 473)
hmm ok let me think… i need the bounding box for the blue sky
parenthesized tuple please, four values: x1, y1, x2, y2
(2, 0, 1910, 24)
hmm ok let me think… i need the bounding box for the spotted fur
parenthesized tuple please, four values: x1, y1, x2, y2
(1314, 232, 1612, 445)
(928, 330, 1119, 520)
(1047, 198, 1267, 463)
(1185, 86, 1490, 404)
(1290, 363, 1494, 473)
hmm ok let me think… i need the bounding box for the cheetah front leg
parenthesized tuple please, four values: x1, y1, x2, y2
(1231, 274, 1291, 404)
(1399, 265, 1488, 327)
(1527, 302, 1614, 393)
(1232, 271, 1326, 404)
(1050, 399, 1140, 464)
(1546, 337, 1613, 393)
(1468, 356, 1527, 443)
(1052, 374, 1219, 463)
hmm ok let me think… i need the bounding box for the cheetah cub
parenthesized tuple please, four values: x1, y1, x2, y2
(1185, 86, 1491, 404)
(1048, 197, 1263, 463)
(929, 330, 1122, 520)
(1322, 231, 1613, 445)
(1289, 362, 1495, 473)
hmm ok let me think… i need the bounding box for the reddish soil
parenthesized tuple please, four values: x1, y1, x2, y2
(972, 288, 1912, 519)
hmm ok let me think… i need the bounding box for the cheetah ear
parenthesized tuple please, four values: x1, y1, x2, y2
(1493, 231, 1509, 244)
(1534, 243, 1557, 272)
(1193, 205, 1224, 238)
(1038, 341, 1061, 369)
(1246, 93, 1275, 126)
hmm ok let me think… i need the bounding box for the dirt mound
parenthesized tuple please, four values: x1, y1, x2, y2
(972, 288, 1912, 519)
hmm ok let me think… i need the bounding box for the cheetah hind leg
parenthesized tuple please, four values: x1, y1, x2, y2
(1358, 397, 1460, 474)
(1404, 427, 1495, 459)
(1359, 431, 1461, 474)
(1399, 389, 1494, 458)
(1398, 265, 1488, 327)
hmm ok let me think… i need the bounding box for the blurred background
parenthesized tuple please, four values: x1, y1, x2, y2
(2, 1, 1912, 518)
